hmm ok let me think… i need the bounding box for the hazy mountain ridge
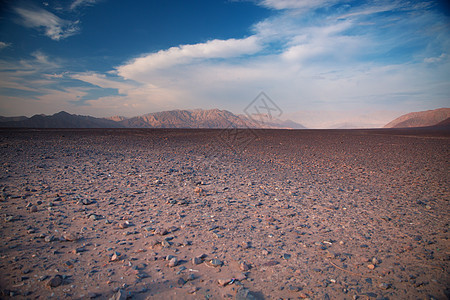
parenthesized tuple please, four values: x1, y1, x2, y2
(0, 116, 28, 122)
(0, 111, 124, 128)
(0, 109, 305, 129)
(384, 108, 450, 128)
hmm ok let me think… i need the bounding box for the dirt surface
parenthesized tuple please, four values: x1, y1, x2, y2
(0, 128, 449, 299)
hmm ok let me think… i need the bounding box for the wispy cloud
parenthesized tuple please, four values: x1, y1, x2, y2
(117, 36, 261, 81)
(259, 0, 339, 10)
(70, 0, 101, 10)
(14, 6, 79, 40)
(0, 42, 11, 50)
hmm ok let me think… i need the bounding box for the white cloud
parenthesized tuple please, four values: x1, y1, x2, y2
(0, 42, 11, 50)
(116, 36, 261, 81)
(70, 0, 100, 10)
(424, 53, 447, 63)
(70, 72, 140, 93)
(259, 0, 338, 10)
(14, 6, 79, 40)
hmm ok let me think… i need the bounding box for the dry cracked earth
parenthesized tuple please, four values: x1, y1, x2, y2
(0, 128, 449, 300)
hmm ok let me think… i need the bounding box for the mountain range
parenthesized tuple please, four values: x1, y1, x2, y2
(0, 109, 306, 129)
(384, 108, 450, 128)
(0, 108, 448, 129)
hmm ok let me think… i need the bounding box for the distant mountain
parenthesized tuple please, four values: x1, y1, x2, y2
(116, 109, 305, 129)
(384, 108, 450, 128)
(0, 109, 306, 129)
(119, 109, 247, 128)
(241, 113, 306, 129)
(106, 115, 128, 122)
(0, 111, 124, 128)
(435, 117, 450, 127)
(0, 115, 28, 122)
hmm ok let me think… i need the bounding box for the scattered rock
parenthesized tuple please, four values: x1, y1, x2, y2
(5, 216, 15, 222)
(110, 252, 121, 262)
(44, 236, 54, 243)
(192, 257, 202, 265)
(81, 199, 95, 205)
(236, 287, 256, 300)
(154, 227, 168, 236)
(218, 279, 231, 286)
(168, 257, 179, 267)
(283, 253, 291, 260)
(109, 289, 127, 300)
(63, 233, 78, 242)
(118, 221, 129, 229)
(262, 260, 279, 267)
(240, 262, 250, 271)
(208, 259, 223, 267)
(379, 283, 391, 290)
(46, 275, 63, 288)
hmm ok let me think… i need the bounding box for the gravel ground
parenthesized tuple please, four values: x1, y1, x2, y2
(0, 128, 449, 300)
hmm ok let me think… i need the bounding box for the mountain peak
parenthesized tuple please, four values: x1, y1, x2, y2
(384, 108, 450, 128)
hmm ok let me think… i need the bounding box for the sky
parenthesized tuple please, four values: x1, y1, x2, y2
(0, 0, 449, 128)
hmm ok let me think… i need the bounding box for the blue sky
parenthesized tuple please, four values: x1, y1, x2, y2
(0, 0, 449, 128)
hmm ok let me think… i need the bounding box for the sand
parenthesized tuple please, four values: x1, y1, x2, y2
(0, 128, 449, 299)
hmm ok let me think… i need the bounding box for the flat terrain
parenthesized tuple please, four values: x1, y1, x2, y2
(0, 128, 449, 299)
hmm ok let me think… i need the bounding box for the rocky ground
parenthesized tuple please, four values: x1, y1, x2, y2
(0, 128, 449, 300)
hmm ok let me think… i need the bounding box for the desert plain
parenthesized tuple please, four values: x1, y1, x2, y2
(0, 128, 449, 299)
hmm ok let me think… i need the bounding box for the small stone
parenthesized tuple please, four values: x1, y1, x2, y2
(218, 279, 231, 286)
(194, 187, 203, 194)
(262, 260, 279, 267)
(30, 206, 38, 212)
(81, 199, 94, 205)
(283, 253, 291, 260)
(240, 262, 250, 271)
(63, 233, 78, 242)
(178, 277, 186, 285)
(118, 222, 128, 229)
(44, 235, 54, 242)
(379, 283, 391, 290)
(192, 257, 202, 265)
(89, 214, 99, 221)
(161, 240, 172, 247)
(236, 287, 256, 300)
(186, 274, 196, 281)
(87, 292, 100, 298)
(367, 264, 375, 270)
(46, 275, 63, 288)
(154, 227, 168, 236)
(166, 255, 176, 261)
(73, 247, 86, 254)
(208, 259, 223, 267)
(288, 285, 300, 292)
(168, 257, 179, 267)
(242, 241, 252, 249)
(109, 289, 127, 300)
(187, 287, 197, 294)
(110, 252, 121, 261)
(5, 216, 15, 222)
